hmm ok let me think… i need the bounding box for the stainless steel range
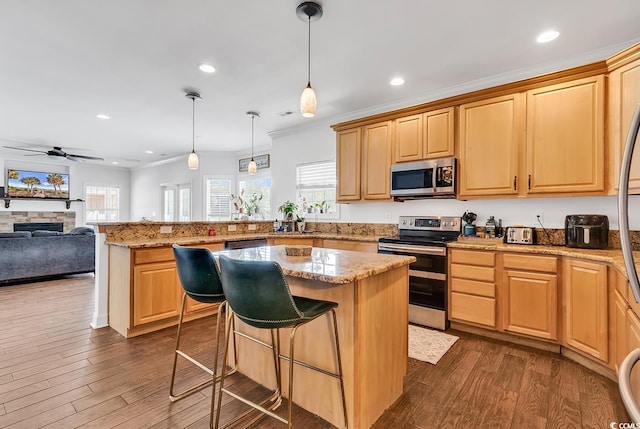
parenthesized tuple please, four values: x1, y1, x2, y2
(378, 216, 461, 330)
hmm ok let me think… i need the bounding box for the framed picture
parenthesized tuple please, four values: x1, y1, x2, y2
(239, 154, 270, 172)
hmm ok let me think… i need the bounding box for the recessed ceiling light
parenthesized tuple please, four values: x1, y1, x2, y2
(390, 77, 405, 86)
(112, 161, 119, 165)
(199, 63, 216, 73)
(537, 30, 559, 43)
(145, 150, 154, 154)
(96, 114, 110, 119)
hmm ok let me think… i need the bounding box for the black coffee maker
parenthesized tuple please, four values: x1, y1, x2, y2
(565, 214, 609, 249)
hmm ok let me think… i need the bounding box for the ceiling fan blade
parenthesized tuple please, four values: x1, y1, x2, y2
(67, 154, 104, 161)
(2, 145, 48, 154)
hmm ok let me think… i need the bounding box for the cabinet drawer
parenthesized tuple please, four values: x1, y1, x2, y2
(450, 278, 495, 297)
(450, 249, 495, 266)
(503, 253, 557, 273)
(450, 263, 495, 282)
(322, 239, 377, 253)
(450, 292, 495, 327)
(134, 247, 175, 264)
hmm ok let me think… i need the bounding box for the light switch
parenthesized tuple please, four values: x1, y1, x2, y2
(248, 224, 257, 231)
(160, 225, 172, 234)
(228, 224, 237, 232)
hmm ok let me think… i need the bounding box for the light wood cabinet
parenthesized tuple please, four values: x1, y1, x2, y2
(320, 239, 377, 253)
(336, 128, 362, 201)
(108, 242, 224, 338)
(608, 50, 640, 193)
(526, 75, 605, 194)
(395, 107, 454, 162)
(362, 121, 393, 200)
(336, 121, 393, 203)
(500, 253, 558, 340)
(614, 289, 629, 372)
(627, 309, 640, 402)
(133, 261, 181, 327)
(449, 249, 496, 328)
(562, 258, 608, 362)
(269, 237, 315, 246)
(458, 93, 523, 198)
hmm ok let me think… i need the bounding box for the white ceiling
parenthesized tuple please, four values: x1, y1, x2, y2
(0, 0, 639, 167)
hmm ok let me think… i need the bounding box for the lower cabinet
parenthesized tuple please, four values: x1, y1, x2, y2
(133, 262, 181, 326)
(320, 239, 378, 253)
(449, 249, 496, 328)
(500, 253, 558, 340)
(562, 258, 608, 362)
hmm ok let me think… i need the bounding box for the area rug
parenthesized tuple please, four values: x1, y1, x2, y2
(408, 324, 459, 365)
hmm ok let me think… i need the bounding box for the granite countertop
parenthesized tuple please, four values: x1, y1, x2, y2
(212, 245, 415, 285)
(105, 232, 384, 249)
(448, 240, 635, 277)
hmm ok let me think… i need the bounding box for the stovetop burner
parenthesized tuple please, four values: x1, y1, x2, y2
(379, 215, 461, 246)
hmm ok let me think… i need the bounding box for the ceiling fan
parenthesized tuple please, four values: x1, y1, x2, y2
(2, 145, 104, 161)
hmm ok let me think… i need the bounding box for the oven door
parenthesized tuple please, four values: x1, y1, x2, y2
(390, 161, 435, 197)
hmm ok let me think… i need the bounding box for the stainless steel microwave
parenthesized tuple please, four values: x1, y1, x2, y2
(390, 157, 456, 199)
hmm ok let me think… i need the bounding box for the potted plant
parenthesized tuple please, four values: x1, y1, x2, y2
(245, 192, 263, 218)
(277, 200, 299, 221)
(314, 200, 329, 214)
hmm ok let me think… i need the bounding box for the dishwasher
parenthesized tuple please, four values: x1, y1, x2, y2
(224, 238, 268, 250)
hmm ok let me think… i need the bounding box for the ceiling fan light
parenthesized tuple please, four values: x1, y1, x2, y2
(248, 159, 258, 175)
(188, 151, 199, 170)
(300, 84, 316, 118)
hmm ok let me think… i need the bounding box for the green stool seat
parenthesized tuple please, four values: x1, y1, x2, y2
(215, 255, 348, 429)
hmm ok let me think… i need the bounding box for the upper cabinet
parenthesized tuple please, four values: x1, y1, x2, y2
(336, 121, 393, 203)
(608, 46, 640, 193)
(526, 76, 605, 194)
(395, 107, 454, 162)
(458, 94, 523, 198)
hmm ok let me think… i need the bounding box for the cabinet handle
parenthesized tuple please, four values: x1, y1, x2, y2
(528, 174, 531, 189)
(513, 176, 517, 191)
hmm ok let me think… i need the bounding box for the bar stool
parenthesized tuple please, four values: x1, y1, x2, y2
(215, 255, 348, 429)
(170, 245, 237, 425)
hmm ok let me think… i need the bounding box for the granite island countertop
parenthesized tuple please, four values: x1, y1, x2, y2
(211, 245, 415, 285)
(104, 232, 384, 249)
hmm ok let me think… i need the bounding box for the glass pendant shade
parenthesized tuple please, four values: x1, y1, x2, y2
(248, 159, 257, 175)
(300, 83, 316, 118)
(187, 150, 199, 170)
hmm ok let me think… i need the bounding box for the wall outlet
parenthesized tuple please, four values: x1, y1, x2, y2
(160, 225, 172, 234)
(534, 213, 544, 226)
(385, 212, 391, 221)
(228, 224, 237, 232)
(248, 224, 257, 231)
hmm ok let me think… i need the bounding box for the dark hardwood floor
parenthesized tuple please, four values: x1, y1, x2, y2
(0, 276, 630, 428)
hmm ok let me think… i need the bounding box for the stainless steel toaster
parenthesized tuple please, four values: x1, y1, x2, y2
(505, 226, 536, 245)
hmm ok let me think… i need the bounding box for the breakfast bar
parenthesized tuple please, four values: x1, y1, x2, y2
(214, 245, 414, 429)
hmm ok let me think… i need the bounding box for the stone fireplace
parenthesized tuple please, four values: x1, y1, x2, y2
(0, 211, 76, 233)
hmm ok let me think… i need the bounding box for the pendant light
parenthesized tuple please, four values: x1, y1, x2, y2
(296, 2, 322, 118)
(247, 111, 260, 175)
(185, 91, 202, 170)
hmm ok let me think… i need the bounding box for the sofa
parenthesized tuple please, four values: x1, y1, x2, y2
(0, 227, 95, 284)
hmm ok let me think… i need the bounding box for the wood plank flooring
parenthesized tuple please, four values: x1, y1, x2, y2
(0, 276, 631, 428)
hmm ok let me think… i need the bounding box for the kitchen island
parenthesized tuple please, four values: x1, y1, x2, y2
(214, 245, 414, 429)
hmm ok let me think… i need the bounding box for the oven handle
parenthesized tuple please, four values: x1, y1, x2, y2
(409, 270, 446, 281)
(378, 242, 446, 256)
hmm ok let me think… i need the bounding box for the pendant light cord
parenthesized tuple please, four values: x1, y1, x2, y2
(251, 114, 255, 160)
(307, 15, 311, 85)
(191, 98, 195, 152)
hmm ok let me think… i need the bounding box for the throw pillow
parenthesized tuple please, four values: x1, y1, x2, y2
(32, 230, 62, 237)
(68, 226, 95, 235)
(0, 231, 32, 238)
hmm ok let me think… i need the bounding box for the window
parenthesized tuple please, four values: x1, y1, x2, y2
(85, 185, 120, 222)
(296, 160, 337, 218)
(238, 174, 271, 219)
(205, 177, 233, 221)
(162, 183, 191, 221)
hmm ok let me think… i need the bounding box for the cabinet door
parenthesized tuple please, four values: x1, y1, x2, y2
(362, 121, 393, 200)
(627, 309, 640, 403)
(458, 94, 522, 197)
(336, 128, 361, 201)
(526, 76, 605, 194)
(424, 107, 455, 159)
(615, 289, 629, 372)
(133, 262, 181, 326)
(395, 114, 423, 162)
(608, 57, 640, 193)
(502, 270, 557, 340)
(562, 259, 608, 361)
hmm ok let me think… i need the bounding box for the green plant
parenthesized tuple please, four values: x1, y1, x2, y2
(277, 200, 299, 220)
(245, 192, 263, 216)
(314, 200, 329, 213)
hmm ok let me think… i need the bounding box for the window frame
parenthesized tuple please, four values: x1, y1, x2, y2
(296, 160, 339, 220)
(203, 175, 236, 221)
(161, 182, 192, 221)
(84, 183, 121, 223)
